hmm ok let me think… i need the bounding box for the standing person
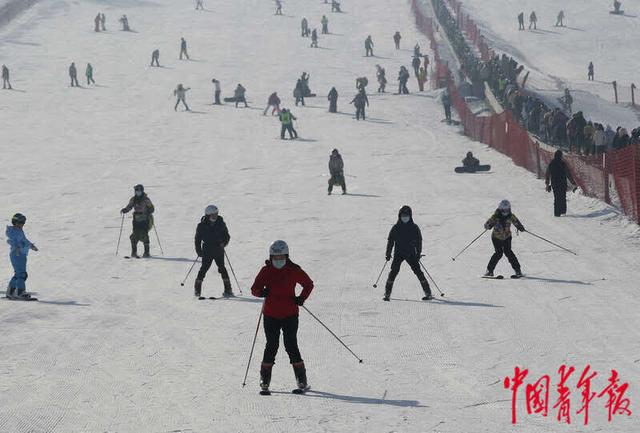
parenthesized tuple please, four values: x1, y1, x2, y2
(195, 0, 204, 10)
(327, 149, 346, 195)
(212, 78, 221, 105)
(517, 12, 525, 30)
(94, 13, 101, 32)
(279, 108, 298, 139)
(423, 54, 429, 72)
(194, 205, 233, 298)
(251, 240, 314, 395)
(587, 62, 594, 81)
(529, 11, 537, 29)
(382, 205, 432, 302)
(397, 66, 409, 94)
(331, 0, 341, 12)
(151, 49, 160, 67)
(301, 17, 309, 37)
(100, 13, 106, 31)
(413, 43, 421, 57)
(376, 65, 387, 93)
(275, 0, 282, 15)
(393, 31, 401, 49)
(86, 63, 95, 85)
(69, 62, 79, 87)
(350, 89, 369, 121)
(417, 66, 427, 91)
(5, 213, 38, 300)
(264, 92, 281, 115)
(234, 83, 248, 108)
(294, 79, 305, 106)
(119, 15, 130, 31)
(2, 65, 11, 90)
(321, 15, 329, 34)
(180, 37, 189, 60)
(483, 200, 524, 278)
(545, 150, 576, 217)
(555, 10, 565, 26)
(441, 89, 452, 122)
(364, 35, 374, 57)
(173, 84, 191, 111)
(120, 184, 155, 258)
(411, 55, 421, 77)
(327, 87, 338, 113)
(310, 29, 318, 48)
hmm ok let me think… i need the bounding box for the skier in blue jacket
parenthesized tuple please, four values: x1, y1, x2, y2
(6, 213, 38, 300)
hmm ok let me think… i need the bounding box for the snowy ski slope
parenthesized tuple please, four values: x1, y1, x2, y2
(1, 0, 639, 432)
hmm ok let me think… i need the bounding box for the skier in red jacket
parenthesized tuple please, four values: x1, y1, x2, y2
(251, 240, 314, 394)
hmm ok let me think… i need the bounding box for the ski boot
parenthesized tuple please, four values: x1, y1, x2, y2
(14, 288, 32, 301)
(383, 278, 393, 301)
(484, 270, 493, 277)
(512, 269, 523, 278)
(5, 285, 16, 300)
(222, 278, 234, 298)
(292, 361, 308, 392)
(260, 362, 273, 395)
(420, 279, 433, 300)
(194, 279, 202, 298)
(143, 243, 150, 258)
(130, 239, 139, 258)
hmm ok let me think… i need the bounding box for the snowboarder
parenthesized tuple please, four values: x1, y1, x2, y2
(383, 205, 432, 301)
(397, 66, 410, 94)
(119, 15, 130, 31)
(310, 29, 318, 48)
(173, 84, 191, 111)
(376, 65, 387, 93)
(275, 0, 282, 15)
(301, 17, 309, 37)
(194, 205, 233, 298)
(417, 66, 427, 91)
(120, 184, 155, 258)
(350, 88, 369, 121)
(2, 65, 11, 90)
(483, 200, 524, 278)
(180, 37, 189, 60)
(555, 10, 565, 27)
(393, 31, 401, 49)
(331, 0, 341, 13)
(327, 87, 338, 113)
(251, 240, 314, 395)
(517, 12, 525, 30)
(69, 62, 79, 87)
(462, 151, 480, 169)
(264, 92, 281, 115)
(441, 89, 452, 122)
(279, 108, 298, 139)
(86, 63, 95, 85)
(100, 12, 105, 30)
(94, 13, 101, 32)
(234, 83, 248, 107)
(195, 0, 204, 10)
(588, 62, 594, 81)
(529, 11, 537, 30)
(212, 78, 221, 104)
(364, 35, 374, 57)
(411, 55, 421, 78)
(321, 15, 329, 34)
(328, 149, 346, 195)
(151, 49, 160, 67)
(545, 150, 576, 217)
(5, 213, 38, 300)
(294, 79, 305, 106)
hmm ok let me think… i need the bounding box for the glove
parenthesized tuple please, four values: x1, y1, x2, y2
(516, 224, 526, 232)
(120, 208, 127, 214)
(30, 245, 38, 252)
(386, 255, 391, 261)
(294, 295, 305, 306)
(261, 287, 270, 298)
(546, 184, 552, 192)
(484, 223, 491, 230)
(196, 250, 203, 257)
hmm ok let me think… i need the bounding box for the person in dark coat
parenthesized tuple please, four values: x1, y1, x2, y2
(442, 89, 452, 121)
(462, 151, 480, 169)
(350, 89, 369, 120)
(194, 205, 232, 297)
(294, 79, 305, 106)
(69, 62, 79, 87)
(327, 148, 346, 195)
(398, 66, 410, 94)
(327, 87, 338, 112)
(382, 206, 432, 301)
(587, 62, 594, 81)
(517, 12, 525, 30)
(264, 92, 281, 115)
(545, 150, 576, 217)
(393, 31, 401, 49)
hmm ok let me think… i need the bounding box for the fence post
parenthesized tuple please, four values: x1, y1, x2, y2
(612, 81, 618, 104)
(604, 152, 610, 205)
(632, 83, 636, 106)
(536, 142, 541, 179)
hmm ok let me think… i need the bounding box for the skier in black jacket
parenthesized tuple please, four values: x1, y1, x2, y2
(545, 150, 576, 217)
(383, 205, 432, 301)
(194, 205, 232, 298)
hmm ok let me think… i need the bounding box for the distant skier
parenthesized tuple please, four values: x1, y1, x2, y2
(264, 92, 281, 115)
(483, 200, 524, 278)
(411, 55, 421, 77)
(529, 11, 537, 29)
(417, 66, 427, 91)
(331, 0, 341, 12)
(173, 84, 191, 111)
(376, 65, 387, 93)
(517, 12, 525, 30)
(279, 108, 298, 139)
(151, 49, 160, 67)
(393, 31, 401, 49)
(350, 89, 369, 121)
(94, 13, 101, 32)
(2, 65, 11, 90)
(301, 17, 309, 37)
(194, 205, 233, 298)
(100, 12, 106, 30)
(441, 89, 452, 122)
(86, 63, 95, 85)
(234, 84, 248, 107)
(180, 37, 189, 60)
(355, 76, 368, 92)
(119, 15, 130, 31)
(613, 0, 622, 14)
(413, 43, 421, 57)
(294, 79, 305, 106)
(251, 240, 314, 395)
(212, 78, 221, 104)
(545, 150, 576, 217)
(310, 29, 318, 47)
(120, 184, 155, 258)
(6, 213, 38, 300)
(364, 35, 374, 56)
(195, 0, 204, 10)
(423, 54, 430, 71)
(397, 66, 410, 94)
(382, 205, 433, 302)
(462, 151, 480, 169)
(275, 0, 282, 15)
(587, 62, 594, 81)
(69, 62, 79, 87)
(555, 10, 565, 26)
(321, 15, 329, 34)
(327, 149, 346, 195)
(327, 87, 338, 113)
(563, 88, 573, 113)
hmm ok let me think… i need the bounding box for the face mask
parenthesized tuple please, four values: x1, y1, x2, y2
(272, 259, 286, 269)
(400, 215, 410, 223)
(209, 215, 218, 222)
(501, 210, 510, 216)
(135, 190, 142, 197)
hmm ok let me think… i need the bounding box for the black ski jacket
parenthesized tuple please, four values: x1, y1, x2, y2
(195, 216, 230, 257)
(386, 205, 422, 259)
(545, 156, 575, 188)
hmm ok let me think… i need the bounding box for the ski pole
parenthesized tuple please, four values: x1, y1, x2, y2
(451, 229, 487, 261)
(153, 223, 164, 256)
(302, 305, 363, 363)
(525, 230, 577, 255)
(224, 250, 244, 295)
(115, 213, 125, 256)
(180, 256, 199, 287)
(419, 260, 445, 297)
(242, 305, 264, 387)
(372, 260, 388, 288)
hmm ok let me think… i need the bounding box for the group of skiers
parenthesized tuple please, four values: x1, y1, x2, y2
(93, 13, 106, 32)
(68, 62, 95, 87)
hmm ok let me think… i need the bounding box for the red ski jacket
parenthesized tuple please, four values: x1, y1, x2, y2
(250, 260, 314, 319)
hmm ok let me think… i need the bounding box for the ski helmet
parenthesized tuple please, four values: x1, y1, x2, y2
(498, 200, 511, 212)
(134, 184, 144, 193)
(205, 205, 219, 216)
(11, 213, 26, 225)
(269, 240, 289, 256)
(466, 151, 473, 158)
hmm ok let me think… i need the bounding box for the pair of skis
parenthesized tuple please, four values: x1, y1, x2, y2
(260, 386, 309, 396)
(482, 274, 523, 280)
